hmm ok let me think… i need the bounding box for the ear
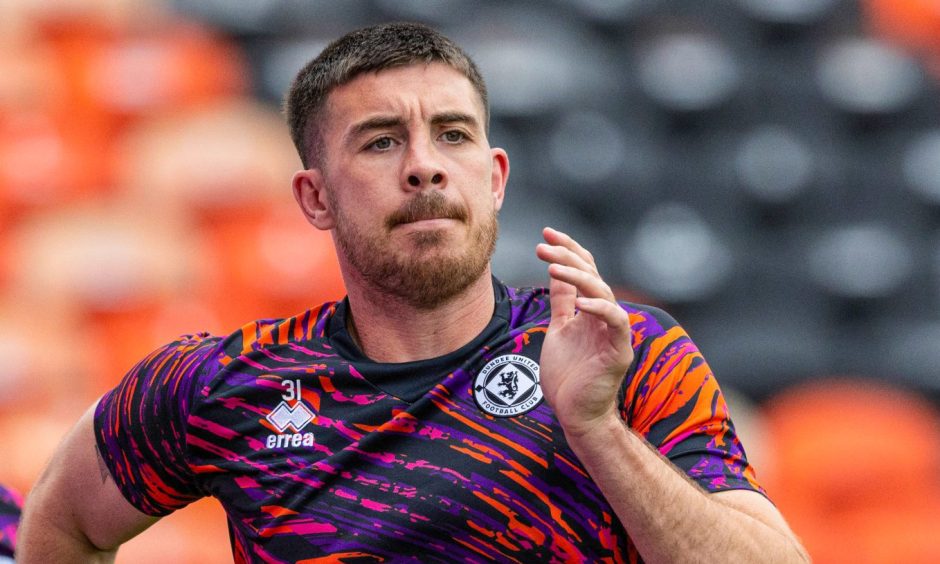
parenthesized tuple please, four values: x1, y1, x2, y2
(292, 168, 335, 230)
(490, 147, 510, 212)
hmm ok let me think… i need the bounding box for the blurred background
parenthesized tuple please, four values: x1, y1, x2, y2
(0, 0, 939, 562)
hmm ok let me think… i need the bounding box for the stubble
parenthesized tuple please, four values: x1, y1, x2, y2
(331, 190, 498, 309)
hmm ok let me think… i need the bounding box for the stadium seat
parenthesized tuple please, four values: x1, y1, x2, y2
(196, 203, 345, 329)
(114, 98, 298, 216)
(761, 378, 940, 562)
(865, 0, 940, 76)
(41, 19, 246, 124)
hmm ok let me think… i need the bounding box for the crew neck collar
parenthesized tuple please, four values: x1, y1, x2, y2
(326, 278, 511, 402)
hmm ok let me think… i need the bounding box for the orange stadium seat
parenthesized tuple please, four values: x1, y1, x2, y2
(0, 405, 81, 498)
(0, 110, 112, 216)
(0, 15, 251, 206)
(111, 96, 344, 327)
(760, 377, 940, 564)
(116, 497, 231, 564)
(0, 297, 95, 409)
(40, 18, 247, 122)
(114, 98, 298, 215)
(0, 31, 115, 214)
(865, 0, 940, 75)
(197, 203, 345, 329)
(82, 298, 226, 396)
(7, 199, 201, 390)
(0, 33, 65, 115)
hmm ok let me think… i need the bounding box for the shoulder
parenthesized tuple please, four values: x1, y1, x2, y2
(617, 301, 705, 376)
(503, 284, 551, 326)
(617, 301, 684, 342)
(107, 302, 339, 399)
(128, 332, 226, 387)
(98, 332, 228, 422)
(0, 484, 21, 513)
(504, 284, 686, 342)
(217, 301, 339, 362)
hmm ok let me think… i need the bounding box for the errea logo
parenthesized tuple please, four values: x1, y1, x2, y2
(267, 401, 314, 432)
(265, 379, 315, 448)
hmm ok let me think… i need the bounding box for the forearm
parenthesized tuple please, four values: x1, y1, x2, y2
(565, 415, 808, 564)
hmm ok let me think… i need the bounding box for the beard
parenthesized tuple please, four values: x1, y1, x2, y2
(331, 190, 499, 310)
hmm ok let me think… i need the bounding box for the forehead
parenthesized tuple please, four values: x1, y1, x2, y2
(323, 62, 486, 130)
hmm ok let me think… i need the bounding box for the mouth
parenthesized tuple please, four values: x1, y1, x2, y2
(386, 193, 468, 230)
(395, 217, 459, 229)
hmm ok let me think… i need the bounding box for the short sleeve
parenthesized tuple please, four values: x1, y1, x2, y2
(94, 333, 222, 516)
(623, 306, 763, 495)
(0, 484, 21, 558)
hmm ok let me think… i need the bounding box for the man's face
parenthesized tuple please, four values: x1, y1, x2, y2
(306, 62, 509, 309)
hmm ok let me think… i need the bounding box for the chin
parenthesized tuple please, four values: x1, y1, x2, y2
(407, 229, 451, 248)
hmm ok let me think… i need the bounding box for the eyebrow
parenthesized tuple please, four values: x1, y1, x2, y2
(346, 112, 481, 143)
(347, 116, 404, 142)
(431, 112, 479, 129)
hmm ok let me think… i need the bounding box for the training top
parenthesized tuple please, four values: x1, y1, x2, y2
(0, 483, 21, 560)
(95, 281, 763, 564)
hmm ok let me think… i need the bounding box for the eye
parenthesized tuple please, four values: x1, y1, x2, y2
(441, 130, 467, 144)
(367, 136, 395, 151)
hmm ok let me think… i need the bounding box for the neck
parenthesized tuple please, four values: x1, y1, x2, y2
(343, 272, 497, 363)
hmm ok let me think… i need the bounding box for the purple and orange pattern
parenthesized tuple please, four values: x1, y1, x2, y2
(95, 283, 761, 563)
(0, 483, 22, 558)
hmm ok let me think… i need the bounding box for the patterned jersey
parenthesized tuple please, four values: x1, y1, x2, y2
(0, 483, 22, 560)
(94, 281, 762, 563)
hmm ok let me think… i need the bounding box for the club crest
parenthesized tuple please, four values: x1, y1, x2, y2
(473, 354, 543, 417)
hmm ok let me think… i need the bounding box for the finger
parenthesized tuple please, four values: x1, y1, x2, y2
(537, 231, 578, 323)
(542, 227, 597, 269)
(548, 263, 615, 302)
(574, 296, 633, 347)
(548, 266, 577, 324)
(536, 242, 597, 276)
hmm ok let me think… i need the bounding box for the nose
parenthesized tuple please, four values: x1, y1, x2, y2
(402, 137, 447, 190)
(407, 173, 444, 187)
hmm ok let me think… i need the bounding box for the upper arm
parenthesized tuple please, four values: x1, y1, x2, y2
(20, 402, 159, 555)
(92, 334, 219, 515)
(623, 308, 764, 494)
(20, 334, 220, 562)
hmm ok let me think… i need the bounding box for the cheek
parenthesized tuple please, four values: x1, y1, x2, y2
(328, 165, 390, 208)
(340, 192, 400, 232)
(455, 154, 492, 186)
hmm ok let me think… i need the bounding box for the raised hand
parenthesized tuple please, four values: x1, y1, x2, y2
(535, 227, 634, 439)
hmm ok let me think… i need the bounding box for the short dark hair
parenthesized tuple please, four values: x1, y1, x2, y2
(285, 22, 489, 168)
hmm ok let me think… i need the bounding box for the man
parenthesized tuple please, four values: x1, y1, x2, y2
(18, 23, 808, 563)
